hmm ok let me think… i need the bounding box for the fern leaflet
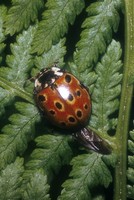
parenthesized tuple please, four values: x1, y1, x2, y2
(89, 40, 122, 133)
(22, 170, 50, 200)
(24, 134, 73, 182)
(0, 157, 24, 200)
(0, 88, 14, 117)
(31, 0, 85, 54)
(0, 25, 37, 103)
(70, 62, 98, 93)
(74, 0, 122, 71)
(31, 38, 66, 78)
(127, 130, 134, 199)
(0, 5, 6, 63)
(0, 102, 40, 170)
(58, 153, 112, 200)
(5, 0, 44, 35)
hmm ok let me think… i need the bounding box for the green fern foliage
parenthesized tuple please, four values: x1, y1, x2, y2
(0, 25, 37, 103)
(25, 134, 72, 182)
(0, 0, 132, 199)
(5, 0, 44, 36)
(0, 102, 40, 170)
(70, 61, 98, 93)
(1, 25, 35, 83)
(31, 0, 85, 54)
(22, 170, 50, 200)
(0, 157, 24, 200)
(32, 38, 66, 76)
(0, 5, 6, 63)
(127, 130, 134, 199)
(89, 40, 122, 133)
(59, 153, 112, 200)
(74, 0, 121, 71)
(0, 6, 6, 40)
(0, 88, 13, 117)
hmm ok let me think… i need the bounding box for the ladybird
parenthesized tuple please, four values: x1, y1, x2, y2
(33, 64, 111, 154)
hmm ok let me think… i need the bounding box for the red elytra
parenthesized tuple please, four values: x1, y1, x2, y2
(35, 72, 91, 130)
(33, 65, 111, 154)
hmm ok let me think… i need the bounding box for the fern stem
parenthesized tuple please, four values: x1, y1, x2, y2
(114, 1, 134, 200)
(0, 77, 33, 104)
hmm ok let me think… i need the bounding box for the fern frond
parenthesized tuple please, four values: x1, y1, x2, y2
(0, 5, 7, 63)
(5, 0, 44, 35)
(92, 194, 105, 200)
(25, 134, 72, 182)
(0, 157, 24, 200)
(127, 130, 134, 199)
(0, 25, 37, 104)
(89, 40, 122, 133)
(31, 38, 66, 77)
(70, 62, 98, 93)
(31, 0, 85, 55)
(74, 0, 122, 71)
(22, 170, 50, 200)
(1, 25, 36, 83)
(59, 153, 112, 200)
(0, 6, 6, 41)
(0, 88, 13, 117)
(0, 102, 40, 170)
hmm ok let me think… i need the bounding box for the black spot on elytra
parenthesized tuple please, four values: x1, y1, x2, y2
(65, 74, 71, 83)
(76, 90, 81, 97)
(68, 94, 73, 101)
(49, 110, 55, 115)
(38, 95, 46, 102)
(68, 116, 76, 123)
(55, 102, 62, 110)
(84, 104, 88, 110)
(76, 110, 82, 118)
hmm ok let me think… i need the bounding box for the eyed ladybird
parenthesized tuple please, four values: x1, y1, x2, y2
(33, 64, 111, 154)
(34, 65, 91, 130)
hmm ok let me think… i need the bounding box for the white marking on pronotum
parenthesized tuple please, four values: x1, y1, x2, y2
(52, 67, 63, 76)
(35, 79, 41, 87)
